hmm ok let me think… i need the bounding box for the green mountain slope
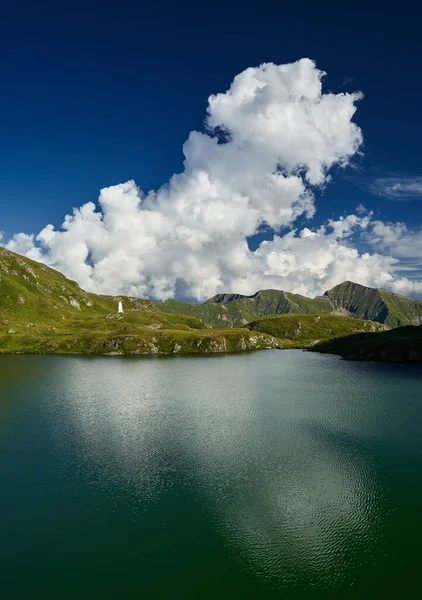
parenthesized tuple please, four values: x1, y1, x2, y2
(161, 289, 332, 327)
(0, 247, 278, 355)
(245, 314, 387, 347)
(313, 325, 422, 363)
(160, 282, 422, 328)
(2, 246, 422, 356)
(324, 281, 422, 327)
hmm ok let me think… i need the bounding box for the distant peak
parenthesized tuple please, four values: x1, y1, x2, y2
(204, 293, 249, 305)
(324, 281, 376, 295)
(204, 289, 287, 305)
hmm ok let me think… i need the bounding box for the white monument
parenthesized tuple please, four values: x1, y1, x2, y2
(117, 301, 124, 314)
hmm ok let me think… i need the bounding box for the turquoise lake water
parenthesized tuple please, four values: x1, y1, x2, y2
(1, 350, 421, 598)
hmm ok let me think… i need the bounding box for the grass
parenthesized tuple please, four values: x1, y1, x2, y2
(0, 247, 279, 355)
(246, 313, 387, 347)
(1, 245, 420, 359)
(0, 327, 281, 356)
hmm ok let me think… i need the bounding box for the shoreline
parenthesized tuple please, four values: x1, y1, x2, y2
(1, 345, 421, 365)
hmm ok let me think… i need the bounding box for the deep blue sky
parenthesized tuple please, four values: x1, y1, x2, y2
(1, 0, 421, 240)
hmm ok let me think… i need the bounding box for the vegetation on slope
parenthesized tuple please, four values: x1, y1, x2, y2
(313, 325, 422, 364)
(0, 247, 278, 355)
(158, 298, 252, 328)
(0, 327, 280, 356)
(324, 281, 422, 327)
(245, 314, 387, 347)
(161, 283, 422, 328)
(193, 289, 332, 327)
(1, 245, 422, 358)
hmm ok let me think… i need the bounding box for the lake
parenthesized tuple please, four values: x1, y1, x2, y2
(1, 350, 421, 598)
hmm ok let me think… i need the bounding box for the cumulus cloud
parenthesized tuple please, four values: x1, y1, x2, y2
(367, 221, 422, 257)
(361, 220, 422, 291)
(4, 58, 422, 300)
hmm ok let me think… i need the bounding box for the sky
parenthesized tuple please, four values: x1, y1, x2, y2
(1, 0, 422, 300)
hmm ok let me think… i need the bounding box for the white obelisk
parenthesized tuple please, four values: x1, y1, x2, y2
(117, 301, 123, 314)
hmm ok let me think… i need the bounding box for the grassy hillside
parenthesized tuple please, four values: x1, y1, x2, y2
(158, 298, 253, 328)
(2, 246, 422, 357)
(196, 289, 332, 327)
(313, 325, 422, 364)
(245, 314, 387, 347)
(0, 247, 278, 355)
(161, 283, 422, 329)
(324, 281, 422, 327)
(379, 289, 422, 327)
(161, 288, 334, 328)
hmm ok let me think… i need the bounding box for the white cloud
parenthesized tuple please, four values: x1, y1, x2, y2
(4, 58, 422, 300)
(362, 220, 422, 292)
(369, 176, 422, 199)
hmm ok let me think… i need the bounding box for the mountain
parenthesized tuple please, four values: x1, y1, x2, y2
(160, 289, 332, 328)
(323, 281, 422, 327)
(1, 246, 422, 356)
(0, 247, 278, 355)
(159, 282, 422, 328)
(313, 325, 422, 364)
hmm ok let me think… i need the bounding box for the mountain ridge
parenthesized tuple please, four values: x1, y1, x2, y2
(2, 246, 422, 329)
(0, 246, 279, 355)
(1, 246, 422, 358)
(197, 281, 422, 328)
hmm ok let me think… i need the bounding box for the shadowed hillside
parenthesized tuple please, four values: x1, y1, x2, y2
(313, 325, 422, 363)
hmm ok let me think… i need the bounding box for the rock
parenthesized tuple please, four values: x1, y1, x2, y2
(105, 313, 123, 320)
(37, 283, 51, 293)
(209, 338, 228, 353)
(238, 337, 247, 351)
(107, 338, 123, 351)
(293, 322, 302, 337)
(69, 298, 81, 310)
(146, 323, 162, 329)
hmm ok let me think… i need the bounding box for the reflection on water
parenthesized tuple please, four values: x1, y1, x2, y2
(1, 351, 422, 598)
